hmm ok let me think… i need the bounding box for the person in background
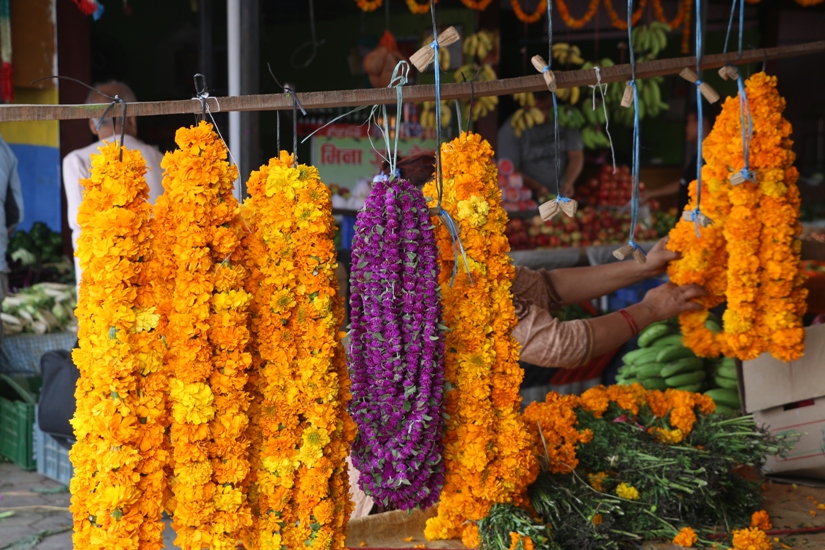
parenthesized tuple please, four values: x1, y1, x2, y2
(62, 81, 165, 292)
(0, 133, 24, 338)
(641, 104, 712, 212)
(497, 91, 585, 200)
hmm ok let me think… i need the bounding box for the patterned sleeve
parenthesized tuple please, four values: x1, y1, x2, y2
(511, 266, 594, 369)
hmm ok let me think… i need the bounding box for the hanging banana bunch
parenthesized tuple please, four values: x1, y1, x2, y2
(552, 42, 585, 65)
(631, 22, 670, 60)
(510, 105, 546, 138)
(420, 100, 453, 130)
(463, 30, 496, 61)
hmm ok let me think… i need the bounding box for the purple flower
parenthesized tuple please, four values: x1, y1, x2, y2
(348, 178, 446, 510)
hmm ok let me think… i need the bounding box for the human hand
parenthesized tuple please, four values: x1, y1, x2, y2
(562, 181, 575, 198)
(639, 282, 706, 323)
(639, 236, 680, 277)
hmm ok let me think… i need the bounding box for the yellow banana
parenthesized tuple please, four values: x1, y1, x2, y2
(570, 86, 580, 105)
(529, 107, 545, 125)
(464, 34, 479, 58)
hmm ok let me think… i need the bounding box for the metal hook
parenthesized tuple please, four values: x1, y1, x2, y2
(461, 69, 481, 134)
(193, 73, 209, 121)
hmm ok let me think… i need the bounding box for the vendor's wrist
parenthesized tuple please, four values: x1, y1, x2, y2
(625, 302, 657, 331)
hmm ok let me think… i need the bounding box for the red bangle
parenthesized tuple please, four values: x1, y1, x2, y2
(618, 309, 640, 337)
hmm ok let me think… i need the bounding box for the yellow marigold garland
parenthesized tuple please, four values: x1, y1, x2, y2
(423, 132, 538, 548)
(242, 152, 354, 550)
(668, 73, 806, 361)
(70, 142, 160, 549)
(161, 121, 253, 549)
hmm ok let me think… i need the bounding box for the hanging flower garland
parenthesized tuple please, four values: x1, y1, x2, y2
(349, 177, 446, 511)
(242, 152, 354, 550)
(556, 0, 600, 29)
(668, 73, 806, 361)
(355, 0, 382, 12)
(160, 121, 255, 549)
(422, 132, 538, 548)
(603, 0, 649, 30)
(406, 0, 435, 15)
(511, 0, 547, 24)
(70, 142, 160, 549)
(652, 0, 690, 29)
(461, 0, 493, 10)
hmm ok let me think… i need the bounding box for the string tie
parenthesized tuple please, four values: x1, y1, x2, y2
(588, 66, 617, 174)
(542, 65, 551, 73)
(436, 206, 472, 287)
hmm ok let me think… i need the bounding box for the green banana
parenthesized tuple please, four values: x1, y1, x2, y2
(620, 377, 641, 386)
(622, 347, 650, 365)
(705, 319, 722, 333)
(660, 357, 703, 379)
(637, 323, 674, 348)
(665, 369, 706, 387)
(648, 333, 683, 349)
(716, 362, 738, 380)
(714, 375, 739, 390)
(635, 363, 664, 380)
(713, 404, 738, 416)
(657, 345, 695, 363)
(641, 377, 668, 391)
(674, 382, 703, 393)
(705, 388, 741, 409)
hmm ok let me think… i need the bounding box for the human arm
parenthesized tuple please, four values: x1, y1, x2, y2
(641, 180, 680, 203)
(544, 236, 678, 305)
(514, 282, 706, 368)
(62, 152, 88, 252)
(561, 150, 584, 198)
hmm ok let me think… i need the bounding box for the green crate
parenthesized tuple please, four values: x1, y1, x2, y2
(0, 374, 41, 470)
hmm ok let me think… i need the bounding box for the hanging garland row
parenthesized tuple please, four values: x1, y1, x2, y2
(667, 72, 807, 362)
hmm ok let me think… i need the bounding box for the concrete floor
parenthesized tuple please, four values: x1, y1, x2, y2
(0, 463, 177, 550)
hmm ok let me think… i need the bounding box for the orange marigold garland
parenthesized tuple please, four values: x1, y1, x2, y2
(161, 121, 253, 549)
(511, 0, 547, 24)
(556, 0, 600, 29)
(603, 0, 648, 30)
(668, 73, 805, 361)
(406, 0, 434, 14)
(355, 0, 382, 11)
(242, 152, 354, 550)
(652, 0, 690, 29)
(70, 142, 160, 549)
(422, 132, 538, 548)
(461, 0, 493, 10)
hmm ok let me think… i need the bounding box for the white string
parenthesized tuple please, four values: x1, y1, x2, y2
(588, 67, 616, 174)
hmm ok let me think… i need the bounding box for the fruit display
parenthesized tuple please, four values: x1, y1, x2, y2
(504, 206, 664, 250)
(617, 313, 742, 414)
(574, 164, 641, 207)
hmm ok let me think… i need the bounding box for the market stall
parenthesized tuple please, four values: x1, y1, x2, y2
(1, 1, 825, 550)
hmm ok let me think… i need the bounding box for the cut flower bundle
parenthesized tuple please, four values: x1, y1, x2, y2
(348, 176, 446, 510)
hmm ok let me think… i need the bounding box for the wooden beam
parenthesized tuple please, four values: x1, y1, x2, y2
(2, 40, 824, 122)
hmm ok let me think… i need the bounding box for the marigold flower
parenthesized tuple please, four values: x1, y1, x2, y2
(730, 526, 772, 550)
(616, 482, 640, 500)
(751, 510, 772, 531)
(673, 526, 698, 547)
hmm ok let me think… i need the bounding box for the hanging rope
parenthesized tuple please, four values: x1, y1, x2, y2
(534, 0, 577, 221)
(612, 0, 645, 263)
(426, 0, 471, 285)
(267, 64, 307, 167)
(588, 66, 617, 174)
(722, 0, 755, 186)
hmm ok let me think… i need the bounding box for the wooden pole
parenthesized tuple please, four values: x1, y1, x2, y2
(2, 40, 824, 122)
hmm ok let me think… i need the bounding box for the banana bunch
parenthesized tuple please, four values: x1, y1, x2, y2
(464, 31, 495, 61)
(552, 43, 585, 65)
(555, 85, 581, 106)
(704, 357, 741, 416)
(616, 320, 706, 392)
(512, 92, 536, 108)
(605, 75, 669, 125)
(556, 106, 585, 129)
(419, 100, 452, 129)
(632, 22, 669, 58)
(511, 106, 545, 137)
(454, 62, 497, 84)
(471, 95, 498, 121)
(581, 126, 611, 149)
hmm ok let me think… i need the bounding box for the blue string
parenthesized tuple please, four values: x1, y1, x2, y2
(690, 0, 705, 238)
(546, 0, 564, 200)
(625, 0, 642, 257)
(722, 0, 738, 56)
(428, 0, 471, 286)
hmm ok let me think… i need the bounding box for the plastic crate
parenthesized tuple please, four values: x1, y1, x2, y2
(0, 374, 41, 470)
(607, 277, 666, 312)
(33, 414, 73, 486)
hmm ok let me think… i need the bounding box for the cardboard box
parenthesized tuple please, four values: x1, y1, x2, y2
(739, 324, 825, 481)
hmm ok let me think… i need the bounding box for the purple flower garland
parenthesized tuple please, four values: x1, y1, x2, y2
(348, 177, 446, 511)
